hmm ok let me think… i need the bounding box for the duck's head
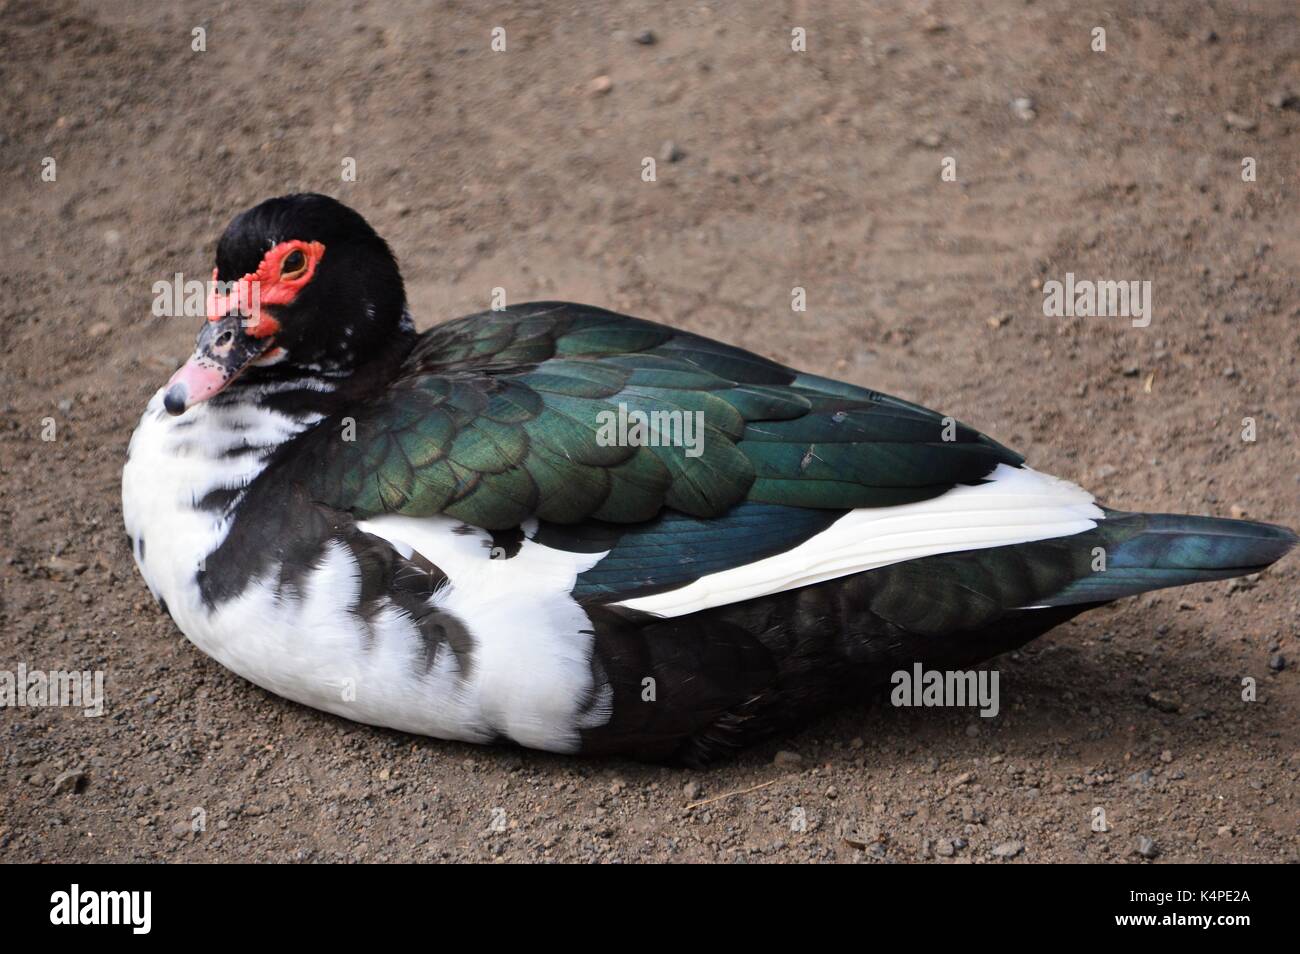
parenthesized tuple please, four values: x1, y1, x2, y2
(163, 193, 407, 415)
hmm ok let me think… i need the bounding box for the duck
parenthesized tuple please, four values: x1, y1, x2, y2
(122, 193, 1296, 764)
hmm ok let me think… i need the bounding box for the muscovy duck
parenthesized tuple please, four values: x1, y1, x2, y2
(122, 194, 1296, 763)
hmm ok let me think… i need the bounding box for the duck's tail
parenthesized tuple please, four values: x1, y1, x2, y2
(1036, 509, 1297, 607)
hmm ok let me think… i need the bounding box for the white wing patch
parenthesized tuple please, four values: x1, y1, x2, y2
(617, 465, 1103, 618)
(355, 515, 613, 749)
(354, 515, 609, 590)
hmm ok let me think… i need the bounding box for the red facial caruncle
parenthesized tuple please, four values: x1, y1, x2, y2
(164, 240, 327, 416)
(207, 239, 326, 338)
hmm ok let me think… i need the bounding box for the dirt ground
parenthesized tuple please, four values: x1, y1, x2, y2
(1, 0, 1297, 863)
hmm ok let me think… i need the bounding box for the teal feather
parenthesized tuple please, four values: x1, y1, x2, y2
(305, 302, 1022, 524)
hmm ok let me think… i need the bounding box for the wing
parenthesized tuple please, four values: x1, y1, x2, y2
(305, 302, 1022, 530)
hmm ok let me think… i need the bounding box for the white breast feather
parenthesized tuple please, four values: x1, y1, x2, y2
(122, 390, 612, 752)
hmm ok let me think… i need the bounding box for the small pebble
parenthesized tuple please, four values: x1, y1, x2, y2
(991, 840, 1023, 859)
(1266, 89, 1299, 111)
(1128, 769, 1154, 788)
(1145, 691, 1181, 713)
(51, 770, 86, 796)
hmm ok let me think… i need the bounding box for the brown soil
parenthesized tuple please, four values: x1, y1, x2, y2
(1, 0, 1297, 863)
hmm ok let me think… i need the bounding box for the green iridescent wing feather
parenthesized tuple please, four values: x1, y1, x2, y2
(308, 302, 1021, 528)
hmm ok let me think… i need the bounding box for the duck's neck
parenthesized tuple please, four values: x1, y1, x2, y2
(214, 324, 418, 421)
(122, 382, 328, 617)
(125, 327, 419, 613)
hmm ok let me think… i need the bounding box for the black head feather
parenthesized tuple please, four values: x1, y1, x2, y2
(215, 193, 408, 371)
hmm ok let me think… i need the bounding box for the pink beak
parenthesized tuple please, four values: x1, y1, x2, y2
(163, 356, 235, 415)
(162, 313, 269, 415)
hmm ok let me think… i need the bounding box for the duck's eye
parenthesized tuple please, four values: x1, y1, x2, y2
(281, 249, 308, 279)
